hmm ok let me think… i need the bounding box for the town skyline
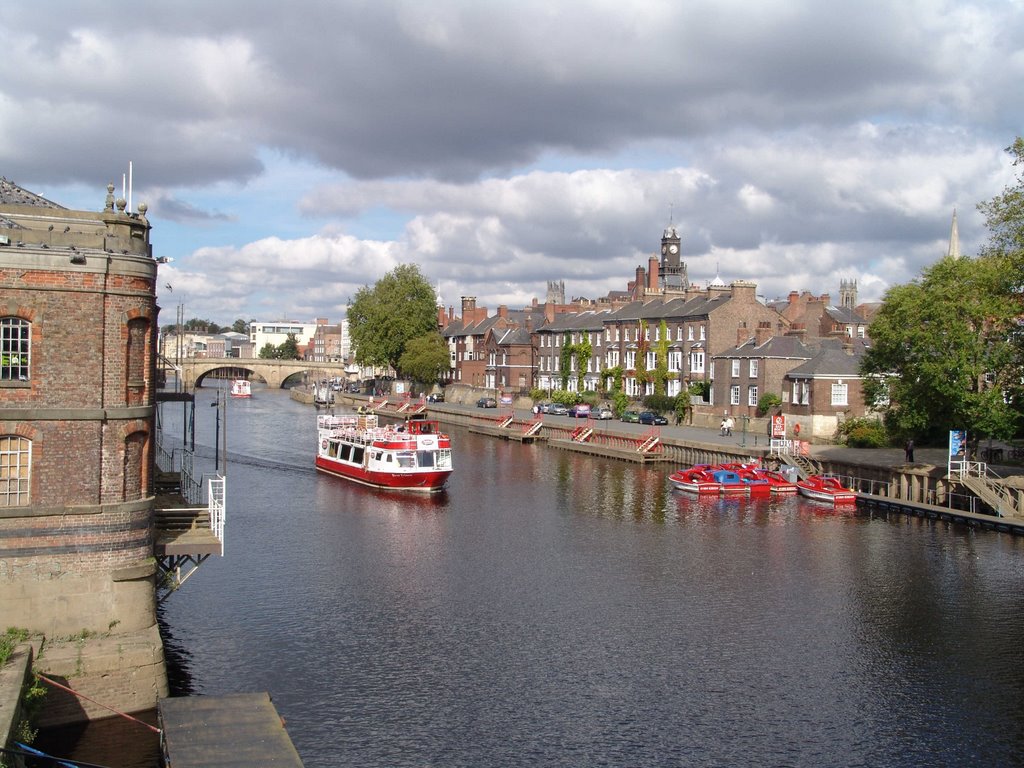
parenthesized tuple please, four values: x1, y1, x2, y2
(3, 2, 1021, 322)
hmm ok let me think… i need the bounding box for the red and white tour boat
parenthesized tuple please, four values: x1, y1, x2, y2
(315, 413, 453, 493)
(230, 379, 251, 398)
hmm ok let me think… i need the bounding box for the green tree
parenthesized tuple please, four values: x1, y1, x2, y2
(674, 389, 692, 425)
(278, 333, 301, 360)
(232, 319, 250, 334)
(653, 320, 670, 396)
(258, 342, 278, 359)
(861, 254, 1022, 443)
(348, 264, 438, 376)
(399, 332, 449, 388)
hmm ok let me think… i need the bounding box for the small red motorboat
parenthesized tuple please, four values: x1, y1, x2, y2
(796, 474, 857, 504)
(752, 468, 799, 495)
(668, 466, 721, 494)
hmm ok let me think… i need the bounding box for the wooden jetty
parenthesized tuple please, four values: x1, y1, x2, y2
(159, 692, 304, 767)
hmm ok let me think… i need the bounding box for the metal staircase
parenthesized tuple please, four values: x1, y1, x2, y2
(522, 419, 543, 438)
(769, 439, 821, 479)
(952, 461, 1021, 518)
(637, 430, 660, 453)
(572, 426, 593, 443)
(498, 414, 514, 428)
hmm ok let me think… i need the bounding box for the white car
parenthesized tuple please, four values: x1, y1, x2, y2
(594, 407, 614, 420)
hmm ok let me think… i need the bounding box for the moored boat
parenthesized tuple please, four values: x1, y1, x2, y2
(229, 379, 251, 398)
(315, 413, 453, 493)
(752, 468, 799, 495)
(711, 468, 751, 495)
(796, 474, 857, 504)
(669, 466, 721, 494)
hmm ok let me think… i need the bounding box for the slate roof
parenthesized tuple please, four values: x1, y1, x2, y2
(787, 345, 865, 378)
(716, 335, 815, 360)
(824, 305, 867, 325)
(0, 178, 65, 209)
(492, 327, 532, 346)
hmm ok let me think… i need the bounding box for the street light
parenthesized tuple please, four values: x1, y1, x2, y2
(739, 414, 750, 447)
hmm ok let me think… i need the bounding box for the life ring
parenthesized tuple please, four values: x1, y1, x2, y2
(321, 439, 328, 449)
(793, 423, 801, 436)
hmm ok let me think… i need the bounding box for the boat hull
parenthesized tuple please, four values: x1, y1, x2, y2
(796, 475, 857, 504)
(315, 456, 451, 493)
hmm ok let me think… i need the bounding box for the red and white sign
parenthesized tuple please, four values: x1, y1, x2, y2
(771, 414, 787, 438)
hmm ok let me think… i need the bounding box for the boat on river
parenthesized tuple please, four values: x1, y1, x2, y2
(752, 468, 799, 495)
(796, 474, 857, 504)
(230, 379, 251, 398)
(668, 464, 770, 496)
(668, 466, 721, 494)
(315, 413, 453, 492)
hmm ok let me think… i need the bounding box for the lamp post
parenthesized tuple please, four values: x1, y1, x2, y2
(739, 414, 750, 447)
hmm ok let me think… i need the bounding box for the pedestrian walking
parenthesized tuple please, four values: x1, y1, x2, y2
(905, 439, 914, 463)
(720, 418, 727, 436)
(724, 416, 734, 436)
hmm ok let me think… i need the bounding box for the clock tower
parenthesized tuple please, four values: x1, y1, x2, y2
(659, 225, 688, 294)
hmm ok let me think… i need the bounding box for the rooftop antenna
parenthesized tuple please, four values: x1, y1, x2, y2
(128, 161, 133, 213)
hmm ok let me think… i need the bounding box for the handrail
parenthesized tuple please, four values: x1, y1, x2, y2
(208, 474, 225, 552)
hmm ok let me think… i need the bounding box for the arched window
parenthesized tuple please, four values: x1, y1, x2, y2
(1, 317, 30, 381)
(0, 436, 31, 506)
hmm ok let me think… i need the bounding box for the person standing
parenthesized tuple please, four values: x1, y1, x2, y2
(724, 416, 734, 436)
(905, 439, 915, 462)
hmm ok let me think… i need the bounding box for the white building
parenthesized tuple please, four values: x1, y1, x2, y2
(249, 320, 321, 355)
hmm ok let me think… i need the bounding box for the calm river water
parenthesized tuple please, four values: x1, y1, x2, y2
(43, 386, 1024, 766)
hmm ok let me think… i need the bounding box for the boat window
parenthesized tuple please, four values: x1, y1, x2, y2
(328, 442, 339, 459)
(352, 447, 365, 464)
(339, 444, 352, 462)
(416, 450, 434, 468)
(397, 451, 415, 468)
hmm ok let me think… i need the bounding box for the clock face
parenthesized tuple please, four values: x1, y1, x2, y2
(661, 245, 667, 254)
(669, 244, 678, 254)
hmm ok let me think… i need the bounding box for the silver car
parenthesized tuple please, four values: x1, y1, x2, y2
(594, 407, 614, 420)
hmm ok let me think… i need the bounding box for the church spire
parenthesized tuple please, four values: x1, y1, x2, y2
(947, 209, 961, 259)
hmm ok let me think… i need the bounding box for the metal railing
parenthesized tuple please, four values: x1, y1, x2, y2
(208, 473, 226, 552)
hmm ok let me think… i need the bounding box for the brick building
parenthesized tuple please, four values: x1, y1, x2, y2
(0, 179, 168, 723)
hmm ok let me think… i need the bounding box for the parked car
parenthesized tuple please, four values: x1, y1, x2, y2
(594, 407, 614, 420)
(621, 410, 641, 423)
(548, 403, 569, 416)
(427, 392, 445, 402)
(349, 382, 362, 393)
(638, 411, 668, 425)
(568, 403, 591, 418)
(476, 397, 497, 408)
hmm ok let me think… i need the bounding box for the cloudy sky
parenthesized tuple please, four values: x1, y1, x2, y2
(3, 0, 1022, 326)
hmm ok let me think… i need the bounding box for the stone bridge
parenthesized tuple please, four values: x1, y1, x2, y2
(173, 358, 351, 390)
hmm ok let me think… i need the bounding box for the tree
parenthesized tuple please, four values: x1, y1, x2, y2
(348, 264, 438, 376)
(861, 254, 1022, 444)
(278, 333, 301, 360)
(257, 334, 301, 360)
(232, 319, 250, 334)
(399, 332, 449, 388)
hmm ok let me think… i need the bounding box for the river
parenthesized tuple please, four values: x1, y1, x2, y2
(39, 385, 1024, 766)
